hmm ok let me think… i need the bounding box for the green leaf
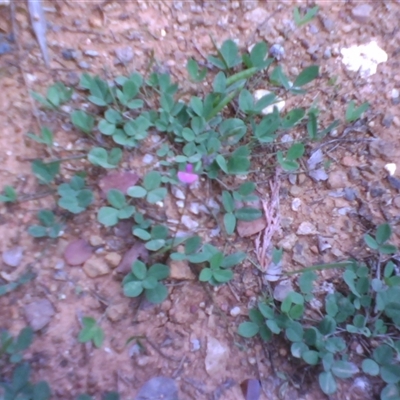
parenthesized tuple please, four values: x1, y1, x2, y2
(302, 350, 319, 365)
(147, 263, 170, 280)
(71, 110, 94, 134)
(270, 66, 290, 89)
(319, 371, 337, 395)
(127, 186, 147, 198)
(381, 384, 400, 400)
(331, 361, 359, 378)
(142, 275, 158, 290)
(237, 182, 256, 196)
(12, 363, 31, 391)
(235, 207, 262, 221)
(293, 6, 319, 27)
(88, 147, 121, 169)
(32, 160, 60, 184)
(291, 342, 308, 358)
(287, 143, 305, 160)
(298, 271, 317, 295)
(147, 187, 167, 204)
(223, 213, 236, 235)
(199, 268, 213, 282)
(145, 282, 168, 304)
(184, 236, 202, 254)
(281, 108, 305, 129)
(133, 228, 151, 241)
(345, 100, 369, 122)
(107, 189, 126, 209)
(14, 327, 33, 352)
(213, 268, 233, 283)
(145, 239, 165, 251)
(221, 252, 246, 268)
(237, 321, 259, 338)
(293, 66, 319, 87)
(33, 381, 51, 400)
(249, 42, 269, 68)
(212, 72, 227, 93)
(364, 233, 379, 250)
(0, 185, 17, 202)
(143, 171, 162, 191)
(373, 345, 393, 365)
(216, 154, 228, 173)
(220, 39, 241, 69)
(266, 319, 280, 334)
(98, 119, 116, 135)
(380, 244, 398, 255)
(381, 365, 400, 384)
(123, 280, 143, 297)
(187, 58, 207, 82)
(376, 223, 392, 245)
(97, 207, 119, 227)
(238, 89, 254, 112)
(307, 112, 318, 140)
(28, 225, 48, 238)
(78, 317, 104, 348)
(362, 359, 380, 376)
(132, 260, 147, 280)
(222, 191, 234, 213)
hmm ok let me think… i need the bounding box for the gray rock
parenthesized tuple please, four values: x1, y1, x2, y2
(115, 46, 133, 64)
(321, 17, 335, 32)
(181, 215, 199, 230)
(344, 187, 357, 201)
(323, 48, 332, 59)
(369, 184, 385, 198)
(270, 44, 285, 60)
(382, 114, 393, 128)
(61, 48, 79, 61)
(24, 299, 55, 331)
(278, 233, 298, 251)
(309, 168, 328, 182)
(205, 337, 229, 376)
(296, 222, 317, 235)
(190, 338, 201, 352)
(2, 246, 23, 267)
(317, 236, 332, 252)
(84, 50, 99, 57)
(78, 61, 90, 69)
(348, 167, 361, 181)
(135, 377, 178, 400)
(273, 280, 293, 301)
(351, 4, 373, 23)
(328, 170, 349, 189)
(0, 42, 12, 55)
(388, 176, 400, 191)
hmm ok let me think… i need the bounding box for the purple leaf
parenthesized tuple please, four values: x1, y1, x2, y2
(116, 243, 149, 275)
(99, 171, 140, 197)
(64, 239, 93, 265)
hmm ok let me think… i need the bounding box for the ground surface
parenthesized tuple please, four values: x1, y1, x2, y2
(0, 1, 400, 399)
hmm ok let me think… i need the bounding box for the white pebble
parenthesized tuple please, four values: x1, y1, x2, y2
(230, 306, 241, 317)
(142, 154, 154, 164)
(291, 198, 301, 211)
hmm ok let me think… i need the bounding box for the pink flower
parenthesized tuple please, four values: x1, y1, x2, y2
(177, 164, 198, 185)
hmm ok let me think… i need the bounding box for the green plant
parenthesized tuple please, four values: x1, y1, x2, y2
(26, 127, 54, 148)
(28, 210, 64, 238)
(221, 183, 262, 235)
(97, 189, 135, 227)
(0, 186, 17, 203)
(345, 100, 369, 122)
(76, 392, 119, 400)
(127, 171, 167, 204)
(78, 317, 104, 348)
(132, 223, 169, 251)
(31, 82, 72, 110)
(31, 160, 60, 185)
(122, 260, 170, 304)
(88, 147, 122, 169)
(238, 224, 399, 397)
(57, 175, 93, 214)
(293, 6, 319, 27)
(0, 272, 36, 297)
(0, 327, 33, 364)
(0, 363, 51, 400)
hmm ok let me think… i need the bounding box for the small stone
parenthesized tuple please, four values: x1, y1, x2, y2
(2, 247, 23, 267)
(169, 258, 195, 280)
(385, 163, 397, 176)
(289, 186, 302, 196)
(328, 170, 349, 189)
(64, 239, 93, 266)
(106, 303, 126, 322)
(171, 186, 185, 200)
(84, 50, 99, 57)
(278, 233, 298, 251)
(205, 337, 229, 376)
(61, 49, 79, 61)
(309, 168, 328, 182)
(297, 222, 317, 235)
(115, 46, 133, 64)
(393, 116, 400, 128)
(388, 176, 400, 191)
(83, 256, 110, 278)
(78, 61, 90, 69)
(317, 236, 332, 252)
(321, 18, 334, 32)
(237, 218, 266, 237)
(135, 377, 178, 400)
(273, 280, 293, 302)
(136, 356, 150, 367)
(244, 7, 268, 24)
(190, 338, 201, 352)
(270, 43, 285, 60)
(230, 306, 241, 317)
(344, 187, 357, 201)
(89, 235, 104, 247)
(105, 252, 121, 268)
(382, 114, 394, 128)
(369, 184, 385, 198)
(391, 88, 399, 99)
(24, 299, 55, 331)
(323, 48, 332, 59)
(291, 198, 301, 211)
(181, 215, 198, 230)
(342, 156, 358, 167)
(0, 42, 12, 55)
(189, 202, 200, 215)
(348, 167, 361, 181)
(351, 4, 373, 23)
(393, 196, 400, 208)
(89, 15, 102, 28)
(142, 154, 154, 164)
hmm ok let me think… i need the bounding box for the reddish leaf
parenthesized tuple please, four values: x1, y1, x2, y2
(241, 379, 261, 400)
(99, 171, 140, 197)
(116, 243, 149, 274)
(64, 239, 93, 265)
